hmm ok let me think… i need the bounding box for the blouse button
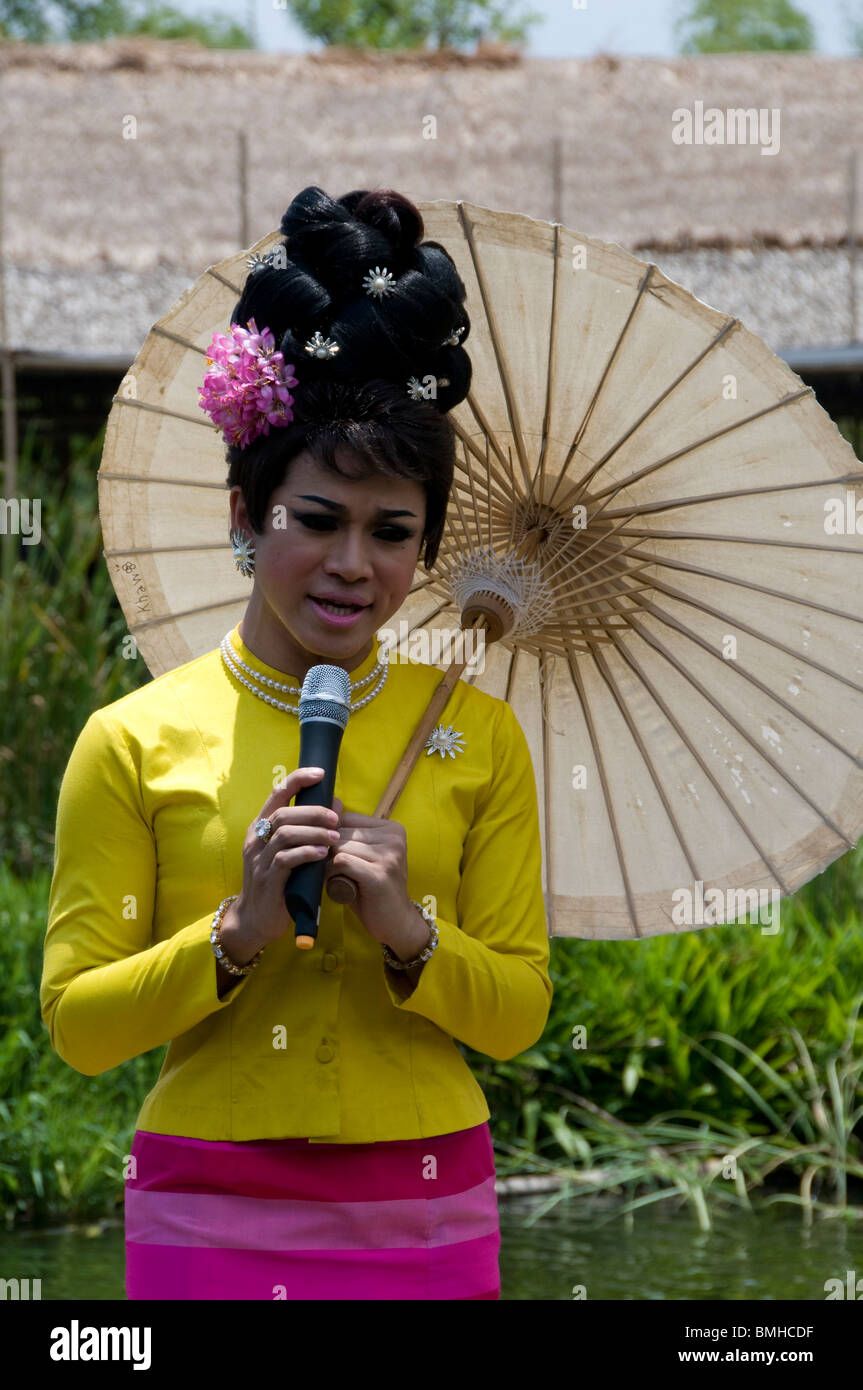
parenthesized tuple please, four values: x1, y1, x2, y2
(316, 1043, 335, 1063)
(322, 952, 339, 972)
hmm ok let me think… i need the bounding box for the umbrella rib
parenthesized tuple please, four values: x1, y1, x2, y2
(559, 559, 659, 601)
(455, 450, 521, 551)
(505, 446, 517, 549)
(546, 263, 656, 511)
(643, 573, 863, 696)
(583, 558, 857, 850)
(614, 527, 863, 556)
(547, 526, 653, 598)
(627, 609, 858, 848)
(551, 529, 858, 616)
(372, 600, 455, 665)
(543, 527, 661, 603)
(580, 547, 856, 767)
(105, 397, 217, 430)
(450, 474, 520, 527)
(206, 266, 245, 296)
(544, 439, 839, 581)
(614, 546, 863, 627)
(150, 323, 209, 355)
(448, 474, 479, 556)
(599, 472, 863, 521)
(130, 599, 248, 631)
(587, 641, 703, 883)
(598, 625, 791, 894)
(103, 542, 239, 555)
(486, 433, 493, 551)
(450, 412, 515, 493)
(559, 317, 740, 508)
(540, 514, 637, 587)
(408, 574, 440, 597)
(529, 221, 563, 514)
(98, 471, 225, 488)
(462, 439, 486, 552)
(580, 565, 830, 886)
(501, 640, 520, 706)
(440, 523, 515, 566)
(456, 202, 533, 491)
(568, 387, 814, 522)
(560, 627, 643, 936)
(98, 549, 466, 610)
(632, 596, 863, 775)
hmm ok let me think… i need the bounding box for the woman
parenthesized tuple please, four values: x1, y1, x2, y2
(41, 186, 553, 1301)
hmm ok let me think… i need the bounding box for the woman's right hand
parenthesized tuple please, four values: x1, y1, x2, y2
(220, 767, 342, 959)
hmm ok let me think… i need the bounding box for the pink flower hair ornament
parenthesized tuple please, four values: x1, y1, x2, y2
(198, 318, 298, 449)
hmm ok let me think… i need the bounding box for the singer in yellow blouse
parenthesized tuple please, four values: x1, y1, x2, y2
(41, 184, 553, 1302)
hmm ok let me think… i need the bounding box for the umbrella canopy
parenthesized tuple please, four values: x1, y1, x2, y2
(99, 200, 863, 940)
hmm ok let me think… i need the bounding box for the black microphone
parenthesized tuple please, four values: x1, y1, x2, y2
(283, 664, 352, 949)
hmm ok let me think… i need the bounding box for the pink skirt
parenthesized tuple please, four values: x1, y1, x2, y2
(125, 1122, 501, 1300)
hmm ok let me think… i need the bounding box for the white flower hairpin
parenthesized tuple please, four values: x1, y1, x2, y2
(247, 248, 285, 273)
(363, 265, 396, 299)
(304, 331, 340, 359)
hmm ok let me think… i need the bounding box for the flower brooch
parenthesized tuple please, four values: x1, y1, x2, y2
(424, 724, 466, 758)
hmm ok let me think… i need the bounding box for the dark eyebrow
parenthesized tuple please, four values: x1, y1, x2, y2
(295, 493, 418, 518)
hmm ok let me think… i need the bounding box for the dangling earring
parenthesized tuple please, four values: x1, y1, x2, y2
(231, 527, 255, 577)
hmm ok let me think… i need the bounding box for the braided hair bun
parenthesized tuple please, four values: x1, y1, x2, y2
(230, 185, 472, 414)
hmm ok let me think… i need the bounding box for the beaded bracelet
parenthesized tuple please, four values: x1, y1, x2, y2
(382, 900, 440, 971)
(210, 894, 264, 976)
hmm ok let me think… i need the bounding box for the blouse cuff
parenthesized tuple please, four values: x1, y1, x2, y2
(381, 914, 457, 1012)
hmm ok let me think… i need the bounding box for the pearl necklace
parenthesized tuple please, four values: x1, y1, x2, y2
(219, 632, 389, 714)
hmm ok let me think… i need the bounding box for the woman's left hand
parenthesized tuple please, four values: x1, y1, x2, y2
(323, 797, 412, 943)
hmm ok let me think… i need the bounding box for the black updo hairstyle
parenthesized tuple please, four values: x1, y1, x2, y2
(225, 185, 472, 571)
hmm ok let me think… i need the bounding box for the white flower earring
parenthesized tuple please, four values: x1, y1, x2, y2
(231, 527, 256, 577)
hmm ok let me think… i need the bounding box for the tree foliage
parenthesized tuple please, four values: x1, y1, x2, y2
(284, 0, 542, 51)
(674, 0, 816, 53)
(0, 0, 253, 47)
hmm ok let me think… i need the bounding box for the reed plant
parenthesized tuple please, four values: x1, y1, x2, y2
(0, 424, 148, 877)
(467, 883, 863, 1229)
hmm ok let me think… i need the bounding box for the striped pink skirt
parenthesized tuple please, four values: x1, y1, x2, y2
(125, 1122, 501, 1300)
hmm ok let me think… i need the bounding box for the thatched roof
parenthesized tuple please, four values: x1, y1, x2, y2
(0, 40, 860, 356)
(1, 39, 861, 267)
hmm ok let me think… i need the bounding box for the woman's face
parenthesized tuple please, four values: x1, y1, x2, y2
(229, 447, 427, 676)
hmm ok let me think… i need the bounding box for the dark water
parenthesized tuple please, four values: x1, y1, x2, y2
(498, 1194, 863, 1300)
(1, 1196, 861, 1300)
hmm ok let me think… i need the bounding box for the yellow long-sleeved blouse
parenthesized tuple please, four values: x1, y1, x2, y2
(40, 622, 552, 1143)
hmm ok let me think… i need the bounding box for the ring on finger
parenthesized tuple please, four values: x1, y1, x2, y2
(254, 817, 274, 844)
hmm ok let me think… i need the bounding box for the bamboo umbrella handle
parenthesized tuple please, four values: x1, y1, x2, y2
(325, 621, 487, 905)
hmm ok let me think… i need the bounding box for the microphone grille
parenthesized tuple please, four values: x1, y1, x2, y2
(298, 664, 351, 729)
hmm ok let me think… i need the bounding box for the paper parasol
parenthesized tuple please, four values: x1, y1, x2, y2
(98, 200, 863, 939)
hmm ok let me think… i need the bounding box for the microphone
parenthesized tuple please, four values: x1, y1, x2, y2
(283, 664, 352, 949)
